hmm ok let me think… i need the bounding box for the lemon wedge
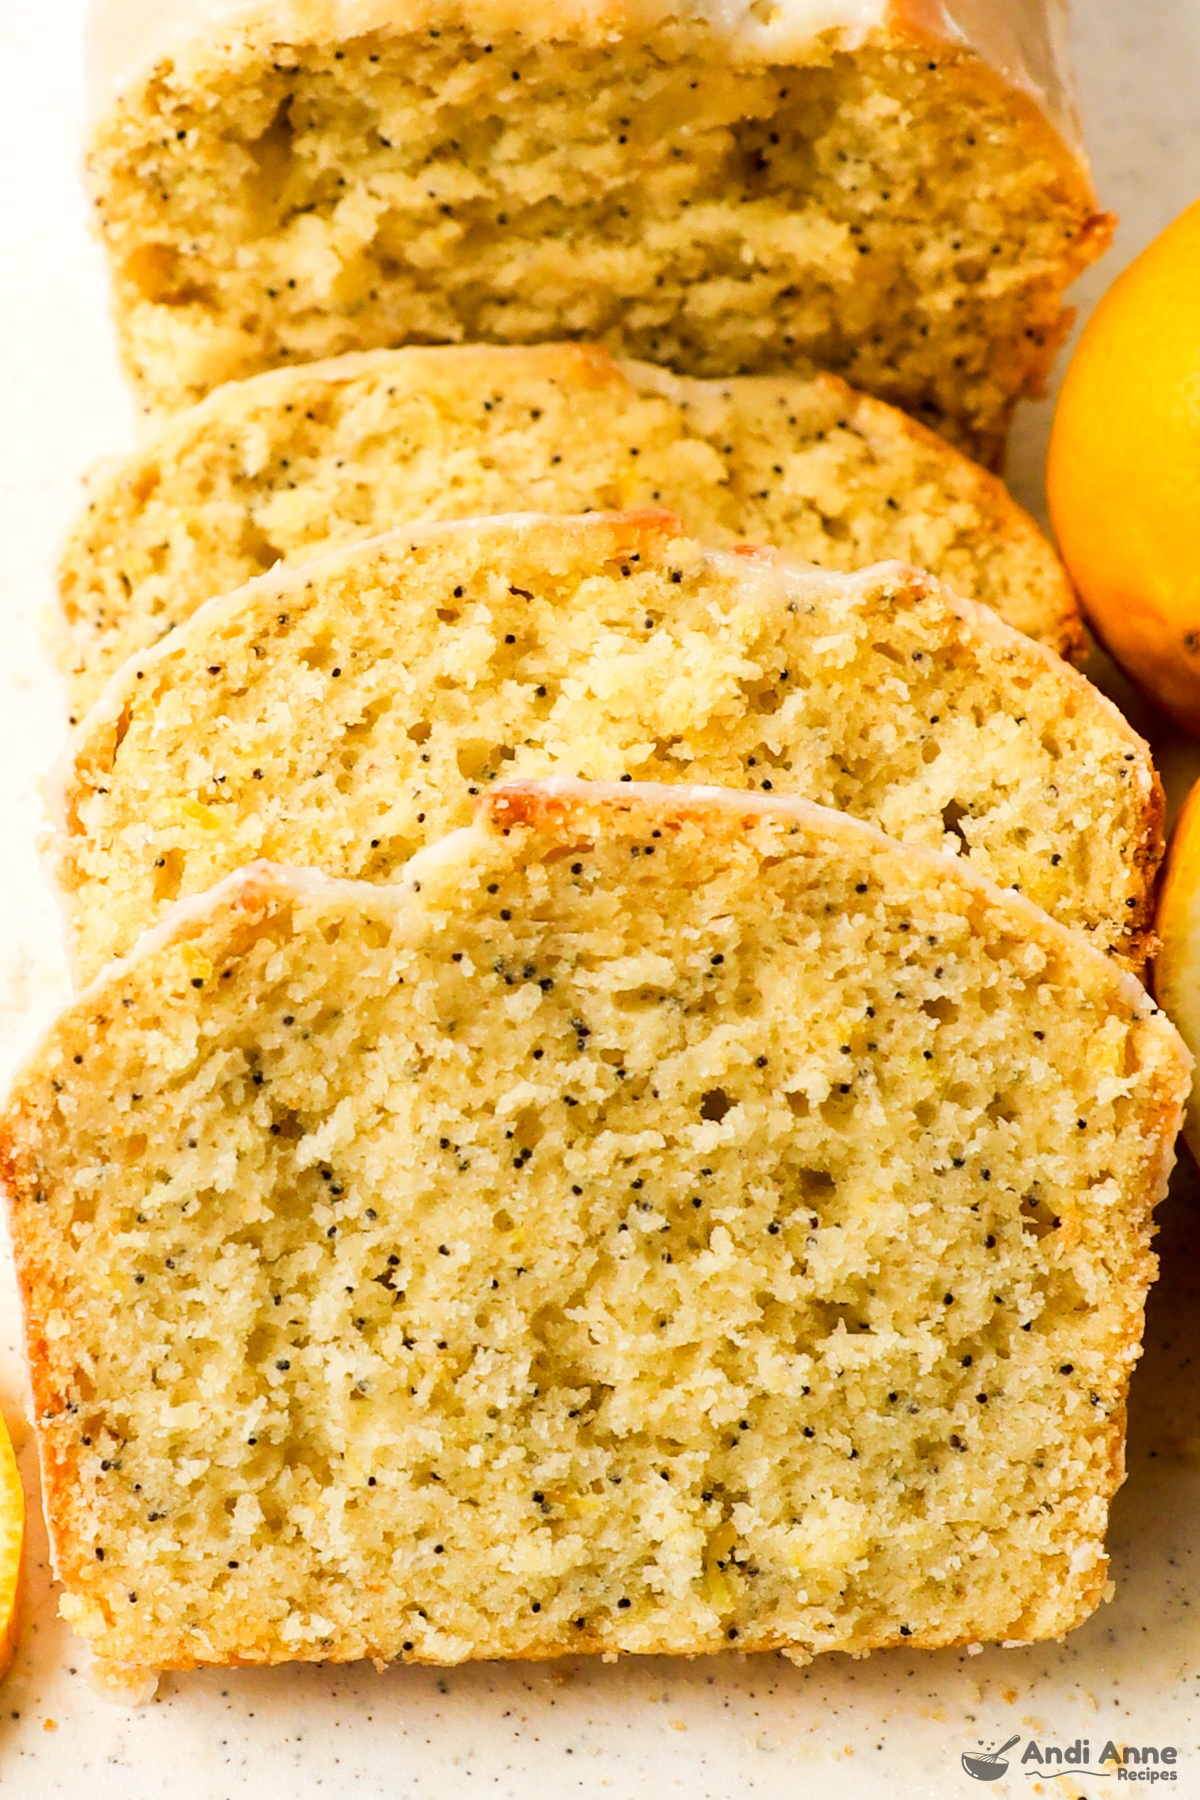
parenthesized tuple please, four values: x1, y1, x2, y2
(0, 1408, 24, 1676)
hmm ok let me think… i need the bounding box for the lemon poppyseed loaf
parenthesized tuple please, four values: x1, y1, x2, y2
(50, 510, 1160, 985)
(58, 345, 1083, 715)
(85, 0, 1111, 458)
(4, 781, 1189, 1680)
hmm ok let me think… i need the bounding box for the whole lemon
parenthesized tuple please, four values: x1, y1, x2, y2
(1048, 197, 1200, 733)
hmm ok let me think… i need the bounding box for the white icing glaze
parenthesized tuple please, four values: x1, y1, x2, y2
(86, 0, 1082, 149)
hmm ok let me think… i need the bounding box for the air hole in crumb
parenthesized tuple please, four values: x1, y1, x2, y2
(941, 799, 970, 854)
(699, 1088, 732, 1123)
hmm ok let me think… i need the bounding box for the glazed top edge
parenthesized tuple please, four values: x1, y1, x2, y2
(86, 0, 1084, 152)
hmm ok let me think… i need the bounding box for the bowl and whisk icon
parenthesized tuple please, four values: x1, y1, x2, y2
(961, 1734, 1022, 1780)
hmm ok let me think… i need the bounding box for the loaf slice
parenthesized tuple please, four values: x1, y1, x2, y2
(51, 510, 1159, 986)
(58, 344, 1082, 715)
(85, 1, 1111, 455)
(4, 780, 1188, 1679)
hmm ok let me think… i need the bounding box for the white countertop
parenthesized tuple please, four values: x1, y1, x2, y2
(1, 5, 1199, 1794)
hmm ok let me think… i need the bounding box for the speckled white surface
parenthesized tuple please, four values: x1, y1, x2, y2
(2, 4, 1200, 1793)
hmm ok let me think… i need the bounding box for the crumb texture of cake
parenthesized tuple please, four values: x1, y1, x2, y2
(52, 511, 1159, 984)
(3, 783, 1188, 1674)
(84, 1, 1110, 458)
(58, 344, 1082, 713)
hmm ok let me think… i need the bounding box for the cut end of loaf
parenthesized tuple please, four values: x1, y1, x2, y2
(87, 20, 1107, 461)
(4, 781, 1190, 1675)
